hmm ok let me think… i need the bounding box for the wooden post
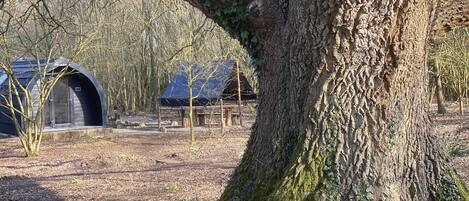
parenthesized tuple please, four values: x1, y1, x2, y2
(180, 107, 185, 127)
(225, 108, 233, 126)
(209, 108, 214, 129)
(197, 110, 206, 126)
(220, 99, 224, 134)
(158, 107, 162, 128)
(236, 60, 244, 127)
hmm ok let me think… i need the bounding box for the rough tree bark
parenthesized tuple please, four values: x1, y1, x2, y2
(185, 0, 469, 200)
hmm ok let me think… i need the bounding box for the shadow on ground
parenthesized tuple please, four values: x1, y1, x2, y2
(0, 176, 64, 201)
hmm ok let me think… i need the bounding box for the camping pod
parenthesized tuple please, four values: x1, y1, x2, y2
(0, 57, 107, 135)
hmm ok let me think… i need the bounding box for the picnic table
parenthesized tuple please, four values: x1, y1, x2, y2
(160, 104, 241, 127)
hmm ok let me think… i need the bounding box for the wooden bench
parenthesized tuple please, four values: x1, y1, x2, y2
(196, 109, 240, 126)
(161, 105, 242, 128)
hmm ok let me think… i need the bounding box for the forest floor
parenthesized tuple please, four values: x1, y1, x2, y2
(0, 104, 467, 201)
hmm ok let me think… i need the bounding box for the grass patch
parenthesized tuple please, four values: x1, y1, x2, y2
(117, 154, 140, 162)
(443, 137, 469, 157)
(79, 135, 114, 143)
(166, 182, 182, 194)
(79, 136, 100, 143)
(70, 177, 81, 184)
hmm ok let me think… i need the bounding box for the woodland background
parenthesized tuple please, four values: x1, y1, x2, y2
(0, 0, 253, 115)
(0, 0, 467, 115)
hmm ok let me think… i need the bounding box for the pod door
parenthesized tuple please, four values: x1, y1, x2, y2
(45, 78, 73, 127)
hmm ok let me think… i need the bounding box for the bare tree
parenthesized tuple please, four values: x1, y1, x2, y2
(62, 0, 251, 114)
(0, 57, 69, 157)
(432, 28, 469, 115)
(0, 0, 94, 157)
(182, 61, 219, 145)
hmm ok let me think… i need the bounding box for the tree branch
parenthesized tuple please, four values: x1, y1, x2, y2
(183, 0, 263, 57)
(183, 0, 251, 31)
(433, 0, 469, 35)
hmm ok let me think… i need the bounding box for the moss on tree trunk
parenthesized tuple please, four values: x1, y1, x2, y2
(184, 0, 469, 200)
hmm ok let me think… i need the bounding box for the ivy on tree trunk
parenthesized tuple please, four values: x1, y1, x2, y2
(185, 0, 469, 200)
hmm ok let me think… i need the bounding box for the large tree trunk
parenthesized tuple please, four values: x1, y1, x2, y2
(185, 0, 469, 200)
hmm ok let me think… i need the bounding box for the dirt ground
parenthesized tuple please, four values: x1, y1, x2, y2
(0, 129, 249, 201)
(0, 104, 468, 201)
(429, 103, 469, 185)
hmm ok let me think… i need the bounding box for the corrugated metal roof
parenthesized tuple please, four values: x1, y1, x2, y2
(160, 60, 236, 106)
